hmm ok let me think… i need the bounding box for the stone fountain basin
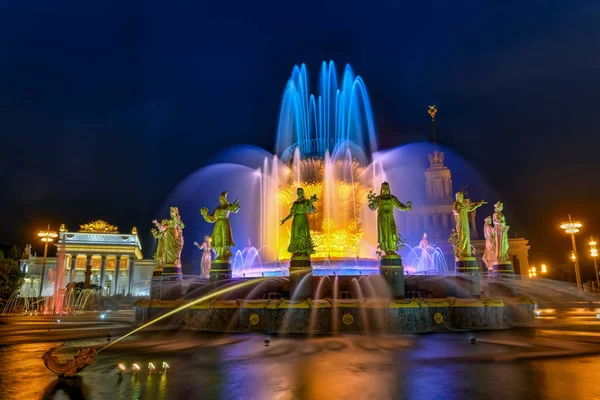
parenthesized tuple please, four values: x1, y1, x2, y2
(132, 297, 535, 334)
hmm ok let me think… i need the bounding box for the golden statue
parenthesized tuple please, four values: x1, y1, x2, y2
(151, 219, 168, 268)
(368, 182, 412, 255)
(280, 188, 317, 257)
(164, 207, 185, 264)
(79, 220, 119, 233)
(201, 191, 240, 261)
(452, 191, 486, 258)
(493, 202, 510, 262)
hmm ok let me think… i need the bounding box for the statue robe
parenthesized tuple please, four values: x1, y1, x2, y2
(287, 199, 315, 256)
(452, 200, 479, 258)
(371, 194, 410, 254)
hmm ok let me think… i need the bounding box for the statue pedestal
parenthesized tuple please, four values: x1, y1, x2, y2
(379, 255, 405, 299)
(210, 260, 232, 282)
(161, 262, 182, 300)
(289, 256, 312, 300)
(454, 257, 480, 298)
(489, 260, 516, 296)
(150, 268, 162, 300)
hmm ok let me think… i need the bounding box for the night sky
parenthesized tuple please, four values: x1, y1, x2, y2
(1, 2, 598, 275)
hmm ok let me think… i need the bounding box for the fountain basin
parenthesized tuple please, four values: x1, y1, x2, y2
(132, 296, 535, 333)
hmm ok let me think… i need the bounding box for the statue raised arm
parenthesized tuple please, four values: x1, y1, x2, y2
(452, 191, 487, 258)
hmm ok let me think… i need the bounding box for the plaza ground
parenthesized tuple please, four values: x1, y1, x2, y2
(2, 307, 600, 399)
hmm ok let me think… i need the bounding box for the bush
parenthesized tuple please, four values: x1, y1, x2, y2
(0, 251, 24, 300)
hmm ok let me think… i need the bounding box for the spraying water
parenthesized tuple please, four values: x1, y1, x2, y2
(100, 278, 268, 351)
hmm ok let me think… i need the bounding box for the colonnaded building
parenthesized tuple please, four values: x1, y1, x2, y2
(20, 221, 156, 296)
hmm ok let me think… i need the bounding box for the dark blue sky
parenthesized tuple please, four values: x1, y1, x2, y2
(1, 1, 598, 269)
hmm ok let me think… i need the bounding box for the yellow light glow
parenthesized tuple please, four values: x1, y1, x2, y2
(277, 169, 370, 259)
(590, 241, 597, 246)
(531, 267, 537, 273)
(132, 363, 140, 371)
(571, 252, 576, 261)
(541, 264, 547, 273)
(528, 271, 532, 278)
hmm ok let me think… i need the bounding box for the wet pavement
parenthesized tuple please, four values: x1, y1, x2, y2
(1, 308, 600, 399)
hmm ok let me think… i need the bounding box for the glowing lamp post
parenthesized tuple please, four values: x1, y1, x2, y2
(560, 217, 582, 290)
(590, 237, 599, 288)
(38, 225, 58, 297)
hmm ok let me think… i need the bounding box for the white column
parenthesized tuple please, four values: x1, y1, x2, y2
(99, 256, 107, 293)
(127, 258, 135, 295)
(113, 256, 121, 296)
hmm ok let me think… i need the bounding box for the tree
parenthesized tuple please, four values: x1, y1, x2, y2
(9, 245, 21, 261)
(0, 250, 24, 299)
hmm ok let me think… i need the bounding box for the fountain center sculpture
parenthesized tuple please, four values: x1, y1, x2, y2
(280, 187, 317, 257)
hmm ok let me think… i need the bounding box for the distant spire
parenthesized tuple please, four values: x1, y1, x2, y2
(428, 105, 438, 151)
(426, 105, 444, 168)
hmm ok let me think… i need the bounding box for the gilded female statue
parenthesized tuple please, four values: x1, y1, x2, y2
(493, 202, 510, 262)
(164, 206, 185, 265)
(368, 182, 412, 255)
(151, 218, 168, 268)
(452, 192, 486, 258)
(201, 191, 240, 261)
(280, 187, 317, 257)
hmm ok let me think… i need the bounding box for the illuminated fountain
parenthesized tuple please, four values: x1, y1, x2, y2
(134, 63, 532, 332)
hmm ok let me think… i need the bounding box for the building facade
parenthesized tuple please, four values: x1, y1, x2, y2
(20, 220, 156, 296)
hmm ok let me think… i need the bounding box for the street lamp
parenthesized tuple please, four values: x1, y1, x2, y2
(560, 216, 582, 290)
(541, 264, 548, 274)
(590, 237, 599, 288)
(38, 224, 58, 297)
(528, 266, 537, 278)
